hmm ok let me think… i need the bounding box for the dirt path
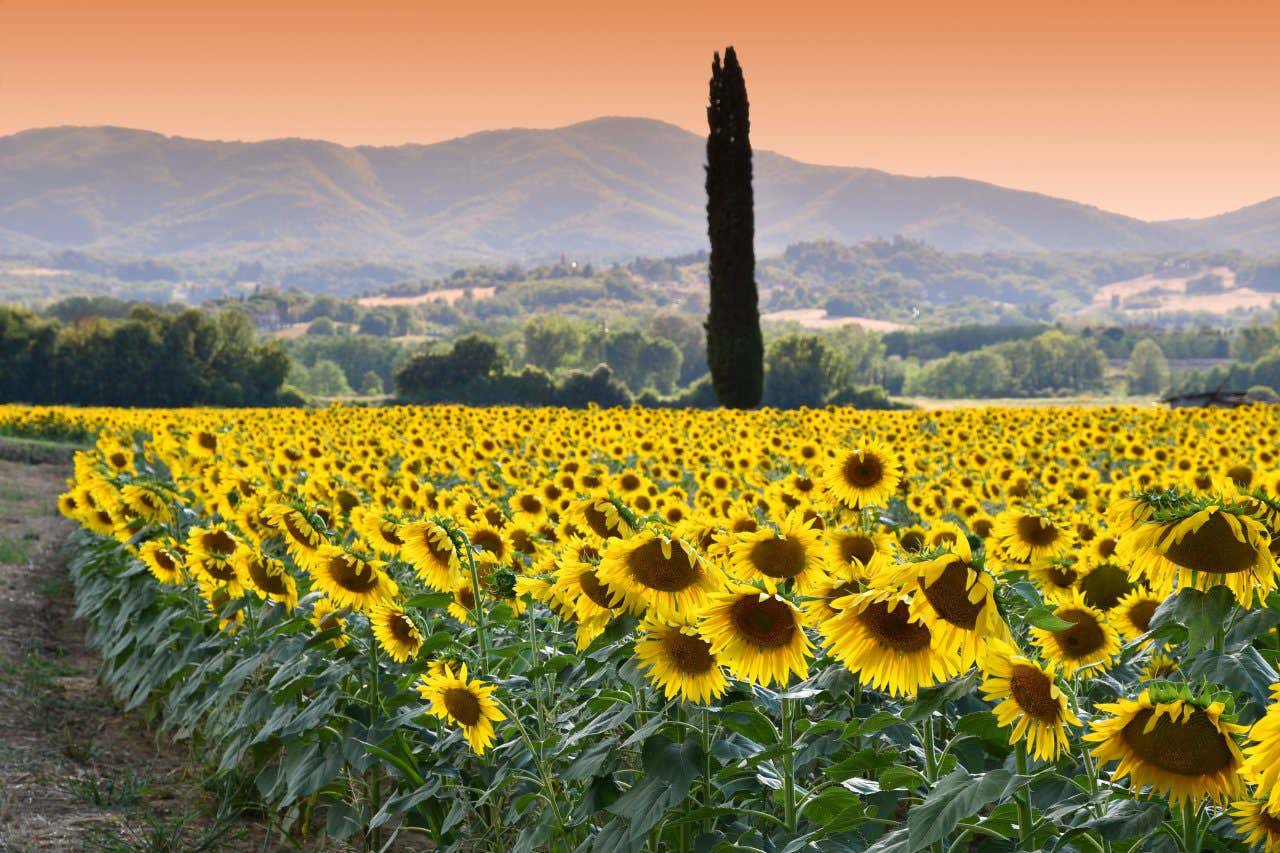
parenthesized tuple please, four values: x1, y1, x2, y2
(0, 460, 269, 851)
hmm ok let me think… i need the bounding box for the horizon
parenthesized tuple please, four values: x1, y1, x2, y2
(5, 116, 1276, 226)
(4, 0, 1280, 221)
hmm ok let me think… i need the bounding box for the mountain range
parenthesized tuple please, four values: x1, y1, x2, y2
(0, 117, 1275, 262)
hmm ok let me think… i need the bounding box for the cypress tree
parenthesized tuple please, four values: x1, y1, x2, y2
(705, 46, 763, 409)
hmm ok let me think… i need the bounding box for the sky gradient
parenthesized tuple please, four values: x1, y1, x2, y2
(3, 0, 1277, 220)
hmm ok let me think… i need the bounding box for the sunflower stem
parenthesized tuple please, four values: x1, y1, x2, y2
(367, 639, 383, 850)
(1179, 800, 1200, 853)
(701, 707, 714, 834)
(781, 696, 798, 832)
(446, 524, 490, 674)
(1014, 741, 1033, 849)
(922, 716, 939, 782)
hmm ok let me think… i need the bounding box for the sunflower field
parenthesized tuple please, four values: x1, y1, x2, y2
(10, 400, 1280, 851)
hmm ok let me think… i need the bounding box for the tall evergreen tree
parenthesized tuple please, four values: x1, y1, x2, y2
(705, 46, 763, 409)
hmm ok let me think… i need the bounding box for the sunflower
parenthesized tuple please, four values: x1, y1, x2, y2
(1086, 689, 1246, 804)
(1027, 558, 1082, 604)
(399, 520, 460, 591)
(596, 532, 720, 618)
(1243, 686, 1280, 812)
(1232, 799, 1280, 853)
(823, 440, 902, 509)
(885, 547, 1010, 666)
(820, 587, 962, 696)
(416, 663, 505, 755)
(801, 571, 863, 627)
(263, 502, 329, 567)
(238, 552, 299, 610)
(1075, 561, 1133, 611)
(311, 598, 349, 648)
(138, 539, 185, 585)
(185, 524, 247, 593)
(309, 545, 397, 611)
(1028, 592, 1120, 674)
(352, 508, 405, 558)
(120, 483, 173, 525)
(370, 602, 425, 663)
(993, 509, 1074, 565)
(1123, 503, 1277, 604)
(570, 496, 636, 542)
(1113, 589, 1164, 641)
(979, 640, 1080, 761)
(634, 616, 727, 704)
(728, 511, 827, 594)
(823, 528, 892, 580)
(698, 586, 811, 687)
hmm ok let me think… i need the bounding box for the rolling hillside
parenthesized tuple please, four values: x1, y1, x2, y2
(0, 118, 1246, 262)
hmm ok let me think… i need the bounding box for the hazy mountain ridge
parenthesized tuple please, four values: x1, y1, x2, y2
(1, 117, 1273, 261)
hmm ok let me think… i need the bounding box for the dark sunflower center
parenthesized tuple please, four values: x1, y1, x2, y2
(457, 587, 476, 609)
(1052, 608, 1105, 659)
(203, 558, 238, 582)
(471, 529, 506, 558)
(1126, 599, 1159, 633)
(1121, 706, 1235, 777)
(625, 540, 700, 592)
(1008, 664, 1060, 722)
(109, 452, 129, 469)
(731, 518, 759, 534)
(442, 687, 483, 726)
(842, 452, 886, 489)
(839, 534, 877, 565)
(1258, 808, 1280, 836)
(197, 431, 217, 451)
(899, 530, 925, 552)
(202, 529, 237, 556)
(748, 536, 808, 579)
(421, 529, 455, 564)
(662, 630, 716, 674)
(973, 518, 995, 538)
(1096, 537, 1118, 560)
(1046, 566, 1077, 588)
(578, 569, 616, 609)
(729, 596, 797, 648)
(1079, 564, 1132, 610)
(328, 554, 379, 593)
(584, 504, 623, 539)
(921, 562, 983, 630)
(1227, 465, 1254, 488)
(1016, 516, 1059, 548)
(248, 558, 287, 594)
(282, 513, 319, 548)
(857, 599, 932, 652)
(153, 550, 177, 572)
(1163, 512, 1258, 574)
(519, 495, 543, 514)
(619, 473, 641, 492)
(380, 524, 403, 547)
(390, 614, 418, 644)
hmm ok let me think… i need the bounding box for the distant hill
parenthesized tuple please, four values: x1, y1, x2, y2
(0, 117, 1246, 262)
(1164, 196, 1280, 254)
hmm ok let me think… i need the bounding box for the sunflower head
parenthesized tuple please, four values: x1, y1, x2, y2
(416, 663, 505, 755)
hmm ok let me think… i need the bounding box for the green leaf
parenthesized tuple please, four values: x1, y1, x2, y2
(906, 671, 982, 720)
(877, 764, 928, 792)
(1149, 586, 1235, 651)
(720, 701, 778, 745)
(1026, 606, 1075, 631)
(906, 768, 1030, 849)
(1078, 798, 1167, 843)
(801, 787, 868, 834)
(825, 747, 896, 782)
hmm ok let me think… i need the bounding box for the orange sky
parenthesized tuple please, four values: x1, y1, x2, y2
(2, 0, 1278, 220)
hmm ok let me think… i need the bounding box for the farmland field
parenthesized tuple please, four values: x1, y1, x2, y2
(5, 401, 1280, 851)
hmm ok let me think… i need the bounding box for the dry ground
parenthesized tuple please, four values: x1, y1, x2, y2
(0, 459, 277, 852)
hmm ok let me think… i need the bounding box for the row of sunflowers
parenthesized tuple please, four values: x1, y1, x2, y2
(9, 401, 1280, 850)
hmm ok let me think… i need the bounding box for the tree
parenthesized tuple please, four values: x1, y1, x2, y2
(306, 359, 354, 397)
(763, 334, 849, 408)
(523, 317, 583, 372)
(1127, 338, 1169, 395)
(705, 45, 763, 409)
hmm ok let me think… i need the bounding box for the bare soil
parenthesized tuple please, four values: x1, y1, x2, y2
(0, 460, 274, 852)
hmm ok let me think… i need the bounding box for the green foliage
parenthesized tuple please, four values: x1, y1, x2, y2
(906, 331, 1108, 399)
(1127, 338, 1170, 395)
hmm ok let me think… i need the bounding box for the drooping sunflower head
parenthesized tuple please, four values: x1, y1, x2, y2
(1028, 591, 1120, 675)
(238, 552, 298, 610)
(1076, 561, 1133, 611)
(263, 502, 329, 564)
(138, 539, 185, 585)
(1113, 589, 1164, 641)
(310, 597, 349, 648)
(893, 551, 1008, 666)
(634, 615, 727, 705)
(308, 545, 396, 612)
(979, 640, 1080, 761)
(823, 440, 902, 510)
(824, 528, 893, 580)
(698, 586, 811, 688)
(1086, 688, 1246, 805)
(399, 520, 460, 591)
(569, 496, 636, 543)
(820, 587, 963, 697)
(370, 602, 424, 663)
(120, 483, 173, 525)
(1122, 502, 1277, 605)
(596, 532, 720, 618)
(416, 663, 505, 755)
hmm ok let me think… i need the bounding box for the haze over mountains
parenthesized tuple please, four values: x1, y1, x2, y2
(1, 117, 1275, 263)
